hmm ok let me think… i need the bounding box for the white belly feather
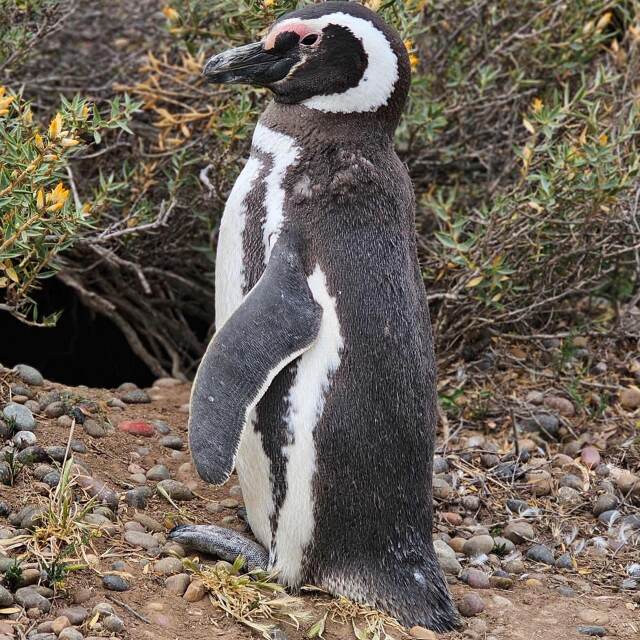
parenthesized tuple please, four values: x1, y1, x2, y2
(214, 124, 343, 582)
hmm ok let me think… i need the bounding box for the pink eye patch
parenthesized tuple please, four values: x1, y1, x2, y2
(264, 20, 318, 50)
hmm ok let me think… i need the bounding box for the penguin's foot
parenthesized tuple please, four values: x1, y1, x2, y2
(168, 523, 268, 571)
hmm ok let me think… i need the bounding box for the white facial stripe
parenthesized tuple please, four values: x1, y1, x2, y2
(300, 12, 398, 114)
(274, 266, 344, 585)
(252, 124, 300, 264)
(214, 155, 262, 329)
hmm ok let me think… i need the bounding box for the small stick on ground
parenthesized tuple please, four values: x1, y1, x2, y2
(105, 594, 151, 624)
(510, 408, 520, 460)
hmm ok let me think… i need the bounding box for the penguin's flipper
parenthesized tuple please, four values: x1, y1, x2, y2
(168, 524, 268, 571)
(189, 232, 322, 486)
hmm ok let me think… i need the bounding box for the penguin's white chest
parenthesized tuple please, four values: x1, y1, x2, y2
(214, 124, 344, 586)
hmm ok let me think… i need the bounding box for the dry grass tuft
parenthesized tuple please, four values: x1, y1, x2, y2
(184, 555, 310, 638)
(309, 594, 406, 640)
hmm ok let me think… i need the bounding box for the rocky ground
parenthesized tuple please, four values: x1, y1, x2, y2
(0, 337, 639, 640)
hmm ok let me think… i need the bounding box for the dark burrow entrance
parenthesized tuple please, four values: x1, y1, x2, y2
(0, 278, 155, 388)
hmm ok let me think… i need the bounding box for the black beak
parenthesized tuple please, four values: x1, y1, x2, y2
(203, 41, 297, 86)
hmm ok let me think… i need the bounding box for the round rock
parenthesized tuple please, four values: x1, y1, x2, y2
(458, 593, 485, 617)
(2, 403, 36, 431)
(156, 479, 193, 501)
(14, 364, 44, 385)
(102, 575, 130, 592)
(526, 544, 555, 565)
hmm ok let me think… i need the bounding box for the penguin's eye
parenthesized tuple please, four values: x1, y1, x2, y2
(300, 33, 319, 47)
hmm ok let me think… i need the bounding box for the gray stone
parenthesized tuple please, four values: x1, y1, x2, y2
(503, 521, 534, 544)
(165, 573, 190, 595)
(58, 629, 84, 640)
(0, 499, 10, 516)
(622, 514, 640, 529)
(506, 499, 529, 515)
(521, 413, 559, 438)
(458, 593, 485, 617)
(124, 530, 159, 551)
(42, 471, 61, 488)
(0, 584, 13, 606)
(526, 544, 555, 565)
(152, 420, 172, 435)
(44, 402, 65, 418)
(11, 384, 33, 398)
(106, 398, 126, 409)
(3, 403, 36, 431)
(432, 477, 451, 499)
(559, 474, 583, 491)
(462, 568, 490, 589)
(433, 456, 449, 475)
(133, 513, 163, 532)
(102, 614, 125, 633)
(102, 575, 130, 592)
(58, 606, 89, 625)
(153, 557, 183, 575)
(70, 440, 87, 454)
(592, 494, 618, 516)
(13, 430, 37, 449)
(82, 419, 106, 439)
(463, 535, 494, 557)
(17, 445, 48, 465)
(146, 464, 170, 481)
(159, 435, 184, 450)
(597, 509, 620, 525)
(45, 446, 67, 463)
(577, 627, 607, 637)
(33, 464, 54, 480)
(125, 486, 152, 509)
(120, 389, 151, 404)
(15, 586, 51, 612)
(557, 486, 582, 508)
(555, 553, 573, 570)
(28, 634, 57, 640)
(157, 479, 193, 501)
(14, 364, 44, 386)
(0, 461, 11, 485)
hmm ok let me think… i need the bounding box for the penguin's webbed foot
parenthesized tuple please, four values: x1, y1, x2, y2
(168, 523, 268, 571)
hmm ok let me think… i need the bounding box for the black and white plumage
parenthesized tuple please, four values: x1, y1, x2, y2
(169, 1, 458, 631)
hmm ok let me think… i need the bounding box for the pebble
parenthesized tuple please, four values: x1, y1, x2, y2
(124, 530, 160, 551)
(577, 626, 607, 637)
(463, 535, 494, 557)
(463, 568, 490, 589)
(75, 475, 118, 509)
(15, 586, 51, 612)
(45, 446, 66, 462)
(526, 544, 555, 565)
(165, 573, 190, 595)
(592, 494, 618, 516)
(125, 486, 152, 508)
(59, 630, 84, 640)
(17, 445, 48, 465)
(503, 559, 525, 574)
(156, 479, 194, 501)
(557, 586, 576, 597)
(44, 402, 65, 418)
(408, 627, 436, 640)
(503, 521, 534, 544)
(82, 419, 106, 438)
(581, 446, 601, 469)
(14, 364, 44, 385)
(106, 398, 126, 409)
(102, 614, 125, 633)
(0, 585, 13, 606)
(458, 593, 485, 617)
(506, 499, 529, 514)
(555, 553, 573, 570)
(489, 576, 513, 589)
(559, 474, 583, 491)
(152, 420, 172, 434)
(521, 413, 559, 438)
(433, 456, 448, 474)
(434, 539, 461, 575)
(597, 509, 620, 525)
(432, 477, 451, 499)
(102, 575, 130, 592)
(51, 616, 71, 635)
(183, 579, 207, 602)
(614, 470, 639, 495)
(118, 420, 155, 436)
(557, 486, 582, 508)
(544, 395, 575, 416)
(133, 513, 164, 532)
(154, 557, 183, 575)
(147, 464, 170, 481)
(13, 430, 37, 449)
(58, 606, 88, 625)
(2, 403, 36, 431)
(620, 386, 640, 409)
(159, 435, 184, 450)
(525, 390, 544, 404)
(121, 389, 151, 404)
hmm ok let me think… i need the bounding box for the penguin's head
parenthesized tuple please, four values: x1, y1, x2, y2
(204, 1, 410, 117)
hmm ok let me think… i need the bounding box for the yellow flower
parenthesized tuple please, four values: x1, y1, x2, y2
(0, 86, 5, 98)
(22, 107, 33, 125)
(162, 6, 179, 21)
(48, 113, 63, 139)
(45, 182, 70, 211)
(80, 104, 90, 120)
(0, 93, 14, 115)
(598, 133, 609, 145)
(36, 188, 45, 211)
(532, 97, 543, 113)
(409, 53, 420, 71)
(263, 0, 275, 7)
(61, 137, 80, 148)
(34, 132, 44, 149)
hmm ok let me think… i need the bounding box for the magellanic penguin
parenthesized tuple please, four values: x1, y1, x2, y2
(169, 1, 458, 631)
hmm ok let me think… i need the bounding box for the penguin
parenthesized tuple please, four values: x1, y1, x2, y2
(169, 1, 458, 631)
